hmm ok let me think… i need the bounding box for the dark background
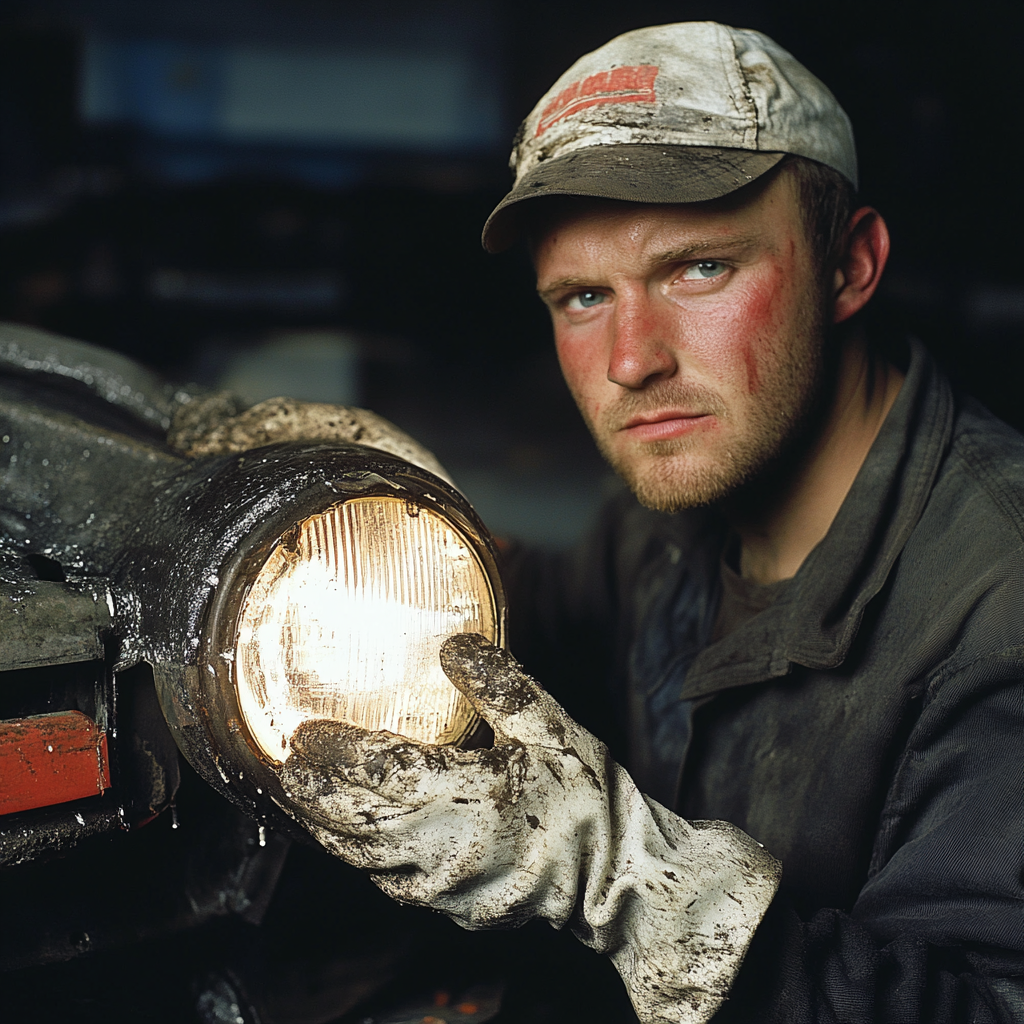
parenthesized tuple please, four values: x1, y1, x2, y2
(3, 3, 1024, 1021)
(1, 0, 1023, 546)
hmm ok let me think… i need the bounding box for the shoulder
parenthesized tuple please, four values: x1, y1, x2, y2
(942, 396, 1024, 541)
(894, 395, 1024, 671)
(919, 395, 1024, 557)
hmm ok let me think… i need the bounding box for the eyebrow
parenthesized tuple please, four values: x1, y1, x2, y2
(536, 232, 765, 296)
(648, 233, 764, 265)
(537, 275, 594, 297)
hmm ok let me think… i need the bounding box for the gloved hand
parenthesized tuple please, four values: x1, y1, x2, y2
(281, 634, 781, 1024)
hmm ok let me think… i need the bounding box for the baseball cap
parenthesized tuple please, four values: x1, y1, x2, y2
(482, 21, 857, 252)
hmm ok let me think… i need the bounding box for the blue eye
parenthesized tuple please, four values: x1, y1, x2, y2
(560, 290, 608, 313)
(683, 261, 727, 280)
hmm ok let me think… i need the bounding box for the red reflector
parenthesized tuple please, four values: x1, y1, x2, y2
(0, 711, 111, 816)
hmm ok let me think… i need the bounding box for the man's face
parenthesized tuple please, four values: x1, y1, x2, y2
(534, 170, 831, 511)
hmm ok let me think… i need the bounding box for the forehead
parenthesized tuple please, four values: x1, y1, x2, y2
(529, 166, 804, 267)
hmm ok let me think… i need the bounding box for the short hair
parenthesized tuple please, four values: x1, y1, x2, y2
(782, 155, 856, 270)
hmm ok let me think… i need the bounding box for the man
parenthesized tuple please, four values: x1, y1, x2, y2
(282, 23, 1024, 1023)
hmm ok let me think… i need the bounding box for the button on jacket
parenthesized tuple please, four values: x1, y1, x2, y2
(504, 339, 1024, 1022)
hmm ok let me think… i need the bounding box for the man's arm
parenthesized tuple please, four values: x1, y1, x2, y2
(278, 631, 1023, 1024)
(281, 635, 781, 1024)
(713, 651, 1024, 1023)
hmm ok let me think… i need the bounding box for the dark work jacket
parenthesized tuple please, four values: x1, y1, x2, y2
(504, 340, 1024, 1023)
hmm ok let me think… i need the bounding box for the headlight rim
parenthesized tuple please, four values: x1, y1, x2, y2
(179, 445, 507, 824)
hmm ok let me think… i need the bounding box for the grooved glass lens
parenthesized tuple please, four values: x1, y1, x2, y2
(234, 497, 495, 762)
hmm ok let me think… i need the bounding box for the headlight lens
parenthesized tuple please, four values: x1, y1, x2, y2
(234, 495, 495, 761)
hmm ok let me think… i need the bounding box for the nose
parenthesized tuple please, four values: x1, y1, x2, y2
(606, 292, 678, 390)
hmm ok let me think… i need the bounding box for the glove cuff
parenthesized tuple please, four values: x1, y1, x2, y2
(576, 775, 781, 1024)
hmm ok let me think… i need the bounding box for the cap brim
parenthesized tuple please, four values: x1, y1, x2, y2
(482, 145, 786, 253)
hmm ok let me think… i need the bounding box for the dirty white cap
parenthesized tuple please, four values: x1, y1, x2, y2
(483, 22, 857, 251)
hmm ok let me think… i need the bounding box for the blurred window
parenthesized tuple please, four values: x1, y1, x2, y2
(81, 35, 501, 151)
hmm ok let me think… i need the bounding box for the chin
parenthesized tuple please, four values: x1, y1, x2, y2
(615, 452, 745, 512)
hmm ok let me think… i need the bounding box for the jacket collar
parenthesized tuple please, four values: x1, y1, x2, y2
(681, 339, 955, 700)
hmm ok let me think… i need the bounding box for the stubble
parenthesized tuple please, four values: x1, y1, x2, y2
(581, 290, 831, 513)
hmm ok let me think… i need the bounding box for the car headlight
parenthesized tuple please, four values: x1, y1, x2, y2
(234, 495, 495, 761)
(121, 441, 506, 835)
(0, 326, 505, 850)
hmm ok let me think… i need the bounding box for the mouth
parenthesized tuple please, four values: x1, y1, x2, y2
(620, 410, 716, 442)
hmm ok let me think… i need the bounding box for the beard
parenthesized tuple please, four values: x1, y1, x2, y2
(579, 295, 832, 513)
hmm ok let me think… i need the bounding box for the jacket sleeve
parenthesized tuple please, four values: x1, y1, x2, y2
(502, 505, 1023, 1023)
(712, 652, 1024, 1024)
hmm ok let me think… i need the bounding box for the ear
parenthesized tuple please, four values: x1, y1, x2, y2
(831, 207, 890, 324)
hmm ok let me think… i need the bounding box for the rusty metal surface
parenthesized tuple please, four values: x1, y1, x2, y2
(0, 322, 503, 839)
(116, 662, 182, 828)
(0, 572, 113, 671)
(0, 794, 123, 869)
(0, 374, 183, 572)
(0, 321, 201, 434)
(168, 394, 456, 485)
(0, 327, 293, 965)
(0, 623, 181, 871)
(0, 323, 509, 987)
(0, 711, 111, 817)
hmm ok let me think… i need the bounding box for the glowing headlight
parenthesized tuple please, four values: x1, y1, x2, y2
(144, 441, 505, 838)
(234, 496, 495, 760)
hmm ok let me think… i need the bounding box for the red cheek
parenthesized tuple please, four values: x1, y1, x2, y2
(737, 280, 779, 394)
(744, 340, 760, 394)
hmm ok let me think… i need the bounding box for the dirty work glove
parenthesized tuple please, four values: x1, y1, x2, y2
(281, 634, 781, 1024)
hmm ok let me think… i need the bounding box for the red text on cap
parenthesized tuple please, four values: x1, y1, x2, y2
(536, 65, 659, 137)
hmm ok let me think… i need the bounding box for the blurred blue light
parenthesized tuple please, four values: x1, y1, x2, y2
(81, 34, 502, 154)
